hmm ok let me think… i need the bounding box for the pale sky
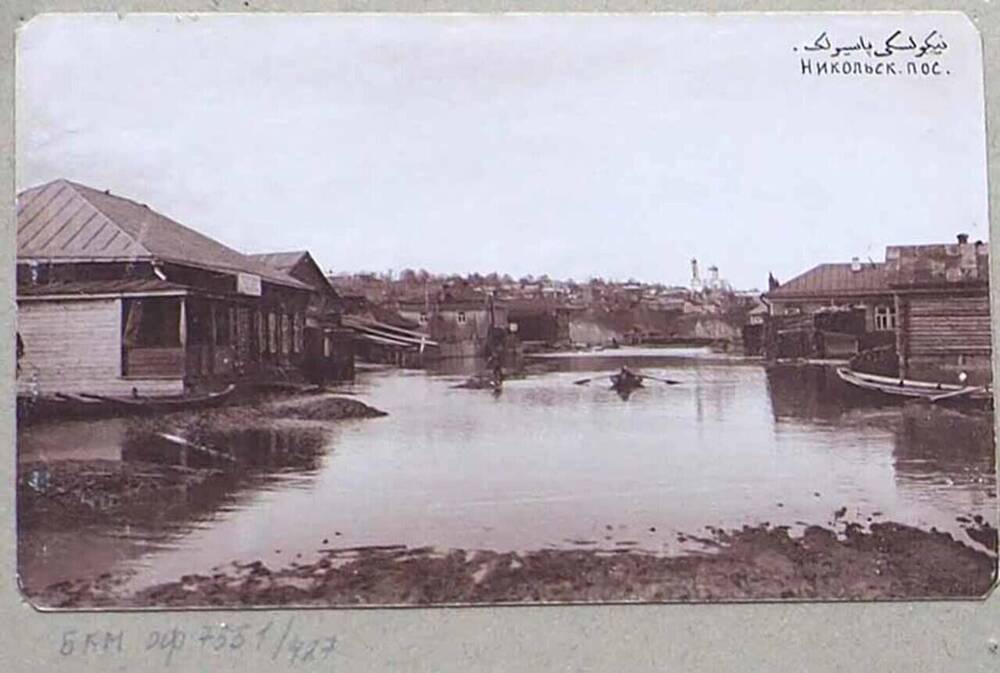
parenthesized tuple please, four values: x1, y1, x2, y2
(16, 13, 988, 289)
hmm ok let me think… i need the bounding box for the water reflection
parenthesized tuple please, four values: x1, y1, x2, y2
(19, 420, 333, 593)
(764, 362, 995, 514)
(121, 425, 330, 472)
(765, 363, 899, 422)
(17, 348, 998, 595)
(892, 406, 995, 490)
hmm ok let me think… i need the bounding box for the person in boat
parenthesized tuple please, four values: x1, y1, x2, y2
(615, 365, 641, 388)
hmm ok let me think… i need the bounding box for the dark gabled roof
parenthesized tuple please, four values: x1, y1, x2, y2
(249, 250, 338, 296)
(248, 251, 310, 273)
(17, 179, 310, 291)
(765, 263, 889, 300)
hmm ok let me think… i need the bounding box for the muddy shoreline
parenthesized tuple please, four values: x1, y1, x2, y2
(24, 520, 997, 608)
(19, 454, 999, 607)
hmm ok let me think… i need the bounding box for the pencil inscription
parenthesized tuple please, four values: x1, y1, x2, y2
(57, 619, 337, 667)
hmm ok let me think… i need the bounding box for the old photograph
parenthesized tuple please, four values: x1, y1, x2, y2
(13, 12, 996, 608)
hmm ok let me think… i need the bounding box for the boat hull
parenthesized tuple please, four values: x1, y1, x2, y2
(835, 368, 991, 404)
(18, 384, 238, 421)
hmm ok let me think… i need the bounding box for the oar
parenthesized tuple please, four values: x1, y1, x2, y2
(575, 374, 619, 385)
(639, 375, 682, 385)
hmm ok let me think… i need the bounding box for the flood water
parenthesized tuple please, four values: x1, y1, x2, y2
(18, 347, 998, 593)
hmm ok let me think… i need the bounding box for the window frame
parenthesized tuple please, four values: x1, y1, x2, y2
(873, 305, 897, 331)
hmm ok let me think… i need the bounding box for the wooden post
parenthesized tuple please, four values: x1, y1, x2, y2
(894, 293, 907, 378)
(209, 301, 217, 375)
(178, 297, 187, 347)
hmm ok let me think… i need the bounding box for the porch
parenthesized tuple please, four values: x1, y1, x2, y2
(122, 294, 306, 386)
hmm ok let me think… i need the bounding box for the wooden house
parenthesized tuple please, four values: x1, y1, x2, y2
(249, 251, 355, 382)
(764, 259, 895, 332)
(505, 299, 572, 347)
(16, 179, 314, 397)
(397, 291, 511, 359)
(885, 235, 992, 385)
(762, 260, 895, 361)
(763, 235, 992, 383)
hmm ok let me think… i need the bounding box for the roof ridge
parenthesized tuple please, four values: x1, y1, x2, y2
(250, 249, 309, 256)
(62, 180, 155, 260)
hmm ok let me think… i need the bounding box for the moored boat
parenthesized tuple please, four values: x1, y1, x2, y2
(18, 384, 238, 421)
(78, 384, 238, 413)
(835, 368, 992, 404)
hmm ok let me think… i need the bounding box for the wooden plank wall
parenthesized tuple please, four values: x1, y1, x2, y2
(125, 347, 185, 379)
(906, 295, 991, 356)
(17, 299, 183, 396)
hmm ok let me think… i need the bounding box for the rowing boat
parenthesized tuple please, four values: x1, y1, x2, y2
(610, 372, 644, 392)
(835, 368, 991, 403)
(78, 384, 238, 412)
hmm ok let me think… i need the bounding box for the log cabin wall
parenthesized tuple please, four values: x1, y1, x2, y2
(18, 297, 184, 396)
(897, 291, 992, 386)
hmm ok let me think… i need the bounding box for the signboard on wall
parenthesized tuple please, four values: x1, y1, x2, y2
(237, 273, 262, 296)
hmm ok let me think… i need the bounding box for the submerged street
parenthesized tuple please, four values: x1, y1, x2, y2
(17, 347, 998, 605)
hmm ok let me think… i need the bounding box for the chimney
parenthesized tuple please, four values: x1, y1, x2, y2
(957, 232, 977, 275)
(851, 257, 861, 272)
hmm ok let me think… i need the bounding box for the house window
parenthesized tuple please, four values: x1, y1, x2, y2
(457, 311, 467, 324)
(874, 305, 897, 331)
(281, 314, 292, 355)
(256, 310, 266, 355)
(293, 313, 303, 353)
(268, 312, 278, 353)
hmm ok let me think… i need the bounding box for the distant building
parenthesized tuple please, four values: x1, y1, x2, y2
(397, 293, 511, 359)
(505, 299, 572, 346)
(690, 258, 702, 293)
